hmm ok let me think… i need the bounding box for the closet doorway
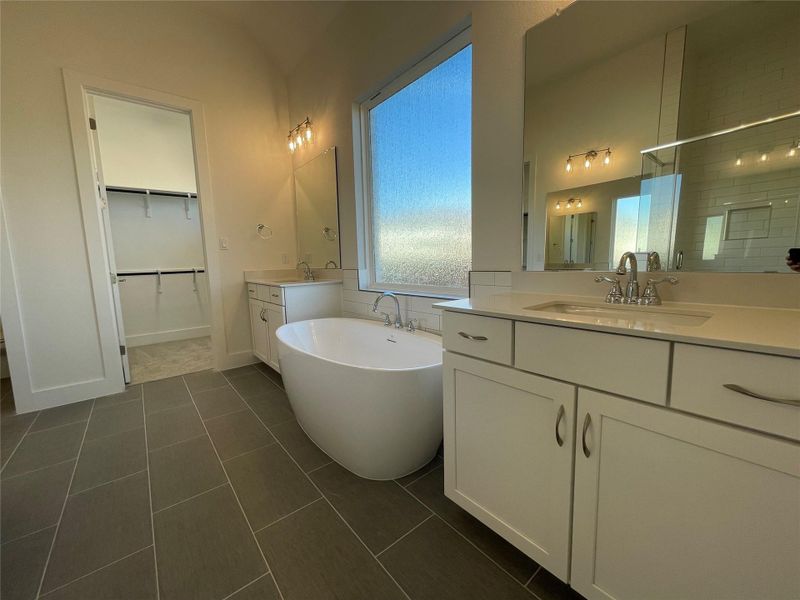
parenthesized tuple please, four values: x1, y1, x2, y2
(88, 93, 212, 384)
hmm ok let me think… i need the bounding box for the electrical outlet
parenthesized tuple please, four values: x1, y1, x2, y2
(281, 253, 288, 264)
(219, 237, 229, 250)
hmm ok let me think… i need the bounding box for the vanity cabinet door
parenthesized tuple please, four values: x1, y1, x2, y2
(571, 389, 800, 600)
(249, 299, 269, 364)
(266, 304, 285, 372)
(443, 351, 576, 581)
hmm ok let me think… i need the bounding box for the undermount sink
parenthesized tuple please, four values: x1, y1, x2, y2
(525, 302, 712, 328)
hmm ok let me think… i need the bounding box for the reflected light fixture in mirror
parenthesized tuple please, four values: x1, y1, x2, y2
(564, 148, 611, 172)
(288, 117, 313, 154)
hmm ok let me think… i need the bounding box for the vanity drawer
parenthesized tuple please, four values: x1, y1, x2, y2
(247, 284, 258, 299)
(443, 312, 513, 365)
(255, 285, 270, 302)
(671, 344, 800, 440)
(515, 322, 670, 405)
(267, 286, 284, 306)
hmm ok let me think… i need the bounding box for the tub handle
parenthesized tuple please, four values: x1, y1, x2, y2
(458, 332, 488, 341)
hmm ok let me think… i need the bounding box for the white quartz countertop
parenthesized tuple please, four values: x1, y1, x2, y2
(246, 277, 342, 288)
(436, 292, 800, 358)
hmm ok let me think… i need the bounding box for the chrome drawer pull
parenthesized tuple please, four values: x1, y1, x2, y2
(555, 404, 565, 447)
(458, 332, 488, 341)
(581, 413, 592, 458)
(723, 384, 800, 408)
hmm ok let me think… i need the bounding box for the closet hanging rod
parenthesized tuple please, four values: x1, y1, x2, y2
(105, 185, 197, 199)
(117, 269, 206, 276)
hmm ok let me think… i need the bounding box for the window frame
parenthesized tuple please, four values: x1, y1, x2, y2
(358, 28, 472, 298)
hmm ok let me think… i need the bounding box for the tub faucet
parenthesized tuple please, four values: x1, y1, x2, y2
(372, 292, 403, 329)
(298, 261, 315, 281)
(615, 251, 639, 303)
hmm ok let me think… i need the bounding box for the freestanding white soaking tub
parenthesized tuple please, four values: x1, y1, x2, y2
(276, 318, 443, 480)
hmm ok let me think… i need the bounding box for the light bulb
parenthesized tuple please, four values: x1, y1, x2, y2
(789, 145, 797, 157)
(584, 157, 591, 169)
(555, 200, 561, 210)
(603, 150, 611, 165)
(296, 134, 303, 147)
(760, 152, 768, 162)
(565, 158, 572, 173)
(305, 125, 312, 141)
(577, 198, 583, 208)
(735, 156, 742, 166)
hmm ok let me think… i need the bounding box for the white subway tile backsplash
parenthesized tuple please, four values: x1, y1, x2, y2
(470, 272, 495, 286)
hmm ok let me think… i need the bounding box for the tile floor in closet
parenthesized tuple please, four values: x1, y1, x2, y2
(0, 362, 584, 600)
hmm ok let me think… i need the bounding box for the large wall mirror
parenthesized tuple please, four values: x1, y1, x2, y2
(295, 147, 341, 268)
(523, 1, 800, 273)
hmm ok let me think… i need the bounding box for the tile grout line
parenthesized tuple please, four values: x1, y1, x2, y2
(34, 398, 96, 599)
(1, 456, 78, 482)
(1, 524, 59, 547)
(303, 460, 334, 475)
(0, 412, 38, 476)
(252, 497, 324, 534)
(375, 513, 435, 558)
(391, 472, 541, 597)
(524, 565, 542, 589)
(220, 440, 278, 464)
(147, 432, 209, 454)
(180, 375, 287, 600)
(395, 461, 443, 489)
(222, 370, 414, 600)
(141, 384, 162, 600)
(38, 545, 154, 599)
(68, 468, 148, 498)
(151, 482, 229, 515)
(219, 572, 271, 600)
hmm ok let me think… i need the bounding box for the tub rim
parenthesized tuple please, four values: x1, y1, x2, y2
(276, 317, 443, 373)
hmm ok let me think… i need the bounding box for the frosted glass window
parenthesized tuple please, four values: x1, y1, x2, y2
(365, 42, 472, 293)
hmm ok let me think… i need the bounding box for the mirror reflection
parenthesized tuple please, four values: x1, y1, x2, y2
(523, 1, 800, 273)
(294, 147, 341, 269)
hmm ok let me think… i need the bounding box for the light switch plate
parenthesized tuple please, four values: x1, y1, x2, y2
(219, 237, 229, 250)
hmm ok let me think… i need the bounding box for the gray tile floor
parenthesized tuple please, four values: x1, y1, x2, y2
(1, 364, 585, 600)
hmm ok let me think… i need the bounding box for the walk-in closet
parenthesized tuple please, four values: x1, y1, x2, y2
(92, 94, 210, 383)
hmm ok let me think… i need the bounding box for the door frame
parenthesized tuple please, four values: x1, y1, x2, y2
(63, 69, 226, 384)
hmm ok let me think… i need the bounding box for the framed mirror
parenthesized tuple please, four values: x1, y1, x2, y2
(294, 147, 341, 268)
(522, 1, 800, 273)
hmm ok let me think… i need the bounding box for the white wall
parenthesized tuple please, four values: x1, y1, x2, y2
(1, 1, 296, 406)
(93, 95, 197, 193)
(286, 1, 570, 274)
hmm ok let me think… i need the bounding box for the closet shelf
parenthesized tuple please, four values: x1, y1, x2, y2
(106, 185, 197, 198)
(117, 268, 205, 276)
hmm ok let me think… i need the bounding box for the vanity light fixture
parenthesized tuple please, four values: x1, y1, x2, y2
(788, 141, 799, 157)
(287, 117, 313, 154)
(555, 200, 562, 210)
(735, 155, 742, 166)
(760, 152, 768, 162)
(576, 198, 583, 208)
(565, 148, 610, 173)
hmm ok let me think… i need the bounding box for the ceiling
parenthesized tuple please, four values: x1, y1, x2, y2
(198, 1, 348, 75)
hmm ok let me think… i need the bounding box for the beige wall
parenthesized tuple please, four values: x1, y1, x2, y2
(286, 0, 570, 273)
(1, 1, 296, 391)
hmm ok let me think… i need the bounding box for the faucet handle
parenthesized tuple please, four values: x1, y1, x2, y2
(378, 312, 392, 326)
(595, 275, 624, 304)
(640, 276, 678, 305)
(406, 318, 418, 333)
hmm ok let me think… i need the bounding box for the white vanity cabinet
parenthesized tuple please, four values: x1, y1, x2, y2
(571, 388, 800, 600)
(441, 308, 800, 599)
(247, 280, 341, 373)
(249, 298, 270, 364)
(443, 352, 576, 580)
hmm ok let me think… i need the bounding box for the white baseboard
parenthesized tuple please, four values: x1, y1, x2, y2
(126, 326, 211, 348)
(218, 350, 260, 371)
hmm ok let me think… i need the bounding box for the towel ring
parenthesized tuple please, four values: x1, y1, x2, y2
(256, 224, 273, 240)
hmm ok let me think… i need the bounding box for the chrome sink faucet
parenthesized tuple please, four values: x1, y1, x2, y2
(616, 251, 640, 303)
(372, 292, 403, 329)
(298, 261, 315, 281)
